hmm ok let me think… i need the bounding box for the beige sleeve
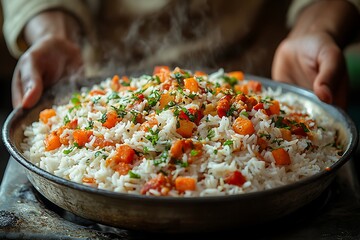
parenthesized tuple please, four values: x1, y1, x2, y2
(1, 0, 93, 58)
(287, 0, 360, 27)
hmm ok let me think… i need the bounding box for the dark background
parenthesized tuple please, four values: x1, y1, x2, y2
(0, 3, 16, 183)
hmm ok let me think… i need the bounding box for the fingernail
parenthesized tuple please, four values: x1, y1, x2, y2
(21, 84, 33, 108)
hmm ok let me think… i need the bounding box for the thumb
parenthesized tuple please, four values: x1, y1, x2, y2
(12, 59, 43, 108)
(21, 75, 43, 109)
(313, 46, 345, 105)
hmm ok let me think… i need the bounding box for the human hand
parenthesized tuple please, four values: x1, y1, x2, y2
(12, 36, 83, 108)
(272, 32, 348, 108)
(11, 10, 83, 109)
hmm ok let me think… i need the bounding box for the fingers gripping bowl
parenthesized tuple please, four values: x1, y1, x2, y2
(3, 67, 358, 232)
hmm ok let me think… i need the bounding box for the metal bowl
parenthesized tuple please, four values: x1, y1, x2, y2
(2, 74, 358, 233)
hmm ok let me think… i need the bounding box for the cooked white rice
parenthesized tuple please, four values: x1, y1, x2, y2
(21, 67, 343, 197)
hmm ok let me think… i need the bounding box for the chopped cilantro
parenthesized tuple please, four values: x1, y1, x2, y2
(223, 140, 233, 147)
(175, 160, 189, 168)
(260, 133, 271, 140)
(207, 129, 215, 140)
(226, 105, 237, 117)
(111, 105, 127, 118)
(318, 126, 326, 131)
(271, 138, 284, 145)
(71, 95, 81, 105)
(190, 149, 199, 157)
(63, 143, 79, 154)
(92, 96, 101, 104)
(146, 128, 160, 146)
(108, 92, 120, 100)
(153, 150, 168, 166)
(128, 170, 141, 179)
(143, 146, 149, 154)
(130, 110, 140, 124)
(188, 93, 197, 99)
(300, 122, 310, 133)
(85, 120, 94, 130)
(240, 111, 249, 117)
(147, 90, 161, 107)
(95, 151, 102, 158)
(273, 117, 290, 129)
(222, 76, 237, 87)
(63, 115, 70, 125)
(95, 151, 107, 159)
(99, 112, 107, 124)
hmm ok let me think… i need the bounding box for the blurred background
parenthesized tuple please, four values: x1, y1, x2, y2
(0, 3, 16, 183)
(0, 2, 359, 184)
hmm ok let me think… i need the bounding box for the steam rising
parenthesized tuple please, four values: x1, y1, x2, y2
(90, 0, 222, 76)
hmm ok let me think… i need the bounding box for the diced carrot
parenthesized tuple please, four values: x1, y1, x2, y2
(170, 139, 202, 164)
(139, 117, 158, 132)
(92, 135, 114, 148)
(56, 126, 68, 145)
(159, 93, 175, 110)
(135, 113, 144, 124)
(203, 103, 217, 116)
(118, 86, 137, 92)
(111, 75, 121, 91)
(257, 137, 268, 151)
(122, 76, 130, 83)
(89, 89, 106, 96)
(244, 97, 258, 111)
(272, 148, 291, 165)
(82, 177, 96, 184)
(227, 71, 244, 81)
(247, 80, 262, 93)
(194, 71, 207, 76)
(280, 128, 292, 141)
(233, 117, 255, 135)
(179, 110, 190, 121)
(44, 132, 61, 151)
(161, 82, 172, 90)
(154, 66, 171, 83)
(56, 119, 78, 145)
(141, 173, 171, 195)
(114, 162, 131, 175)
(102, 111, 120, 129)
(253, 102, 264, 111)
(176, 119, 195, 138)
(66, 119, 78, 129)
(254, 151, 265, 161)
(215, 85, 231, 95)
(170, 140, 185, 159)
(234, 85, 248, 94)
(175, 177, 196, 192)
(112, 75, 120, 82)
(106, 144, 136, 167)
(224, 170, 246, 187)
(170, 139, 192, 159)
(153, 66, 170, 75)
(117, 144, 136, 164)
(184, 77, 199, 93)
(268, 100, 280, 115)
(39, 108, 56, 124)
(188, 142, 203, 163)
(217, 95, 231, 118)
(187, 108, 203, 125)
(73, 129, 93, 147)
